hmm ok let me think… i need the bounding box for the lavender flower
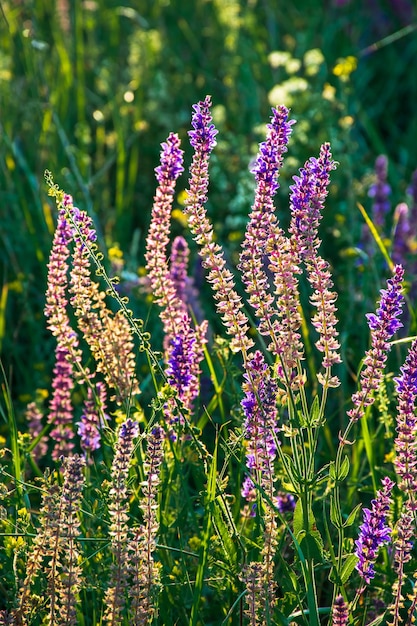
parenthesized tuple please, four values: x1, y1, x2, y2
(354, 476, 394, 584)
(104, 418, 139, 624)
(145, 133, 185, 337)
(185, 95, 253, 354)
(45, 211, 81, 458)
(394, 336, 417, 493)
(169, 236, 190, 313)
(368, 154, 391, 228)
(331, 595, 349, 626)
(392, 203, 411, 266)
(387, 500, 415, 625)
(67, 196, 140, 404)
(289, 144, 341, 385)
(77, 381, 109, 454)
(238, 106, 300, 363)
(348, 265, 404, 422)
(241, 351, 278, 488)
(128, 425, 164, 622)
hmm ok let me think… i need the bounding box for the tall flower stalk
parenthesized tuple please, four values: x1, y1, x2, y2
(68, 195, 140, 405)
(289, 143, 340, 391)
(145, 133, 207, 425)
(44, 210, 79, 458)
(347, 265, 404, 425)
(239, 105, 296, 359)
(128, 425, 164, 623)
(184, 95, 253, 355)
(104, 418, 139, 625)
(354, 476, 394, 586)
(13, 455, 85, 625)
(393, 336, 417, 497)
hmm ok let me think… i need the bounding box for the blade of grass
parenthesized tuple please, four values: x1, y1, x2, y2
(357, 202, 393, 271)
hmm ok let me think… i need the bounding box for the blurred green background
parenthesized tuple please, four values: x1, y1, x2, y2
(1, 0, 417, 407)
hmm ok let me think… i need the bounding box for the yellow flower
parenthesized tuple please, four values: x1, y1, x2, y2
(332, 56, 357, 80)
(177, 189, 189, 206)
(322, 83, 336, 101)
(171, 208, 188, 228)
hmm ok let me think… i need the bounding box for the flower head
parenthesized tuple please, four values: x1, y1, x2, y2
(394, 337, 417, 493)
(332, 595, 349, 626)
(348, 265, 404, 422)
(355, 476, 394, 584)
(368, 154, 391, 228)
(155, 132, 184, 184)
(184, 95, 252, 353)
(188, 95, 218, 152)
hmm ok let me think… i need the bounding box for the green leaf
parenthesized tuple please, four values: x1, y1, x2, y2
(293, 498, 304, 538)
(293, 498, 320, 539)
(329, 494, 343, 529)
(308, 395, 321, 426)
(329, 554, 358, 584)
(299, 531, 325, 563)
(329, 456, 350, 482)
(211, 495, 238, 571)
(339, 455, 350, 481)
(282, 453, 301, 490)
(340, 554, 359, 584)
(343, 503, 362, 528)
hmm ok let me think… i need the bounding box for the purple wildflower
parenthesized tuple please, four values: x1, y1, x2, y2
(184, 95, 253, 354)
(392, 203, 411, 266)
(275, 492, 296, 514)
(77, 382, 109, 454)
(145, 133, 186, 342)
(331, 595, 349, 626)
(239, 106, 299, 361)
(48, 345, 76, 459)
(188, 96, 218, 152)
(169, 236, 190, 312)
(155, 133, 185, 184)
(289, 144, 341, 384)
(348, 265, 404, 422)
(394, 337, 417, 493)
(289, 143, 337, 260)
(166, 327, 196, 397)
(368, 154, 391, 229)
(44, 212, 81, 459)
(241, 351, 278, 493)
(241, 475, 256, 502)
(354, 476, 394, 584)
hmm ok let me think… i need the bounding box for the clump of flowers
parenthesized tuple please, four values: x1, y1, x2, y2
(7, 96, 417, 626)
(354, 476, 394, 585)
